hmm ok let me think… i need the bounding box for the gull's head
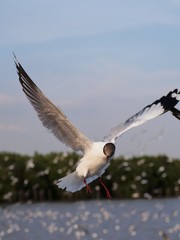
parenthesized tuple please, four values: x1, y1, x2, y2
(103, 143, 116, 159)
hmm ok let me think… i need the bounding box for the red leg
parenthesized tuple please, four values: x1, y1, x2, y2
(84, 178, 92, 194)
(99, 177, 111, 199)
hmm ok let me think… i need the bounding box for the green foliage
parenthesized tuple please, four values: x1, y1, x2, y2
(0, 152, 179, 202)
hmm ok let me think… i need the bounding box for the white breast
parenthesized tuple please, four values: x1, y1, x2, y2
(76, 142, 107, 177)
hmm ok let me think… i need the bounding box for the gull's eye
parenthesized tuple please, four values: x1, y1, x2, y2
(103, 143, 115, 158)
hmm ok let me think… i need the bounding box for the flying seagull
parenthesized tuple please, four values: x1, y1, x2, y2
(14, 57, 180, 199)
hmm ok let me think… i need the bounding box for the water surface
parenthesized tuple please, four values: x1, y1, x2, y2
(0, 198, 180, 240)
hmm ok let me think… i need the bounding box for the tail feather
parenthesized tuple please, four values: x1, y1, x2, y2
(57, 171, 99, 193)
(57, 171, 84, 192)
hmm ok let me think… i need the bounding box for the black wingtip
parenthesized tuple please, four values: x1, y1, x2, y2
(13, 52, 21, 71)
(159, 89, 180, 113)
(13, 54, 27, 79)
(13, 52, 16, 59)
(170, 107, 180, 120)
(13, 52, 17, 63)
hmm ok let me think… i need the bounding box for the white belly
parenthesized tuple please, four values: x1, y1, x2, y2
(76, 142, 108, 177)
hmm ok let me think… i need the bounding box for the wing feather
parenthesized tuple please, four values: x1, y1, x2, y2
(170, 107, 180, 120)
(105, 89, 180, 143)
(15, 57, 92, 152)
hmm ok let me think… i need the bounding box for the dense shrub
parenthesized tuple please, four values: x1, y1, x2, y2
(0, 152, 179, 202)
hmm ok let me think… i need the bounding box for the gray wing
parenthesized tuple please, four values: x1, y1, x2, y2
(15, 57, 92, 153)
(104, 89, 180, 143)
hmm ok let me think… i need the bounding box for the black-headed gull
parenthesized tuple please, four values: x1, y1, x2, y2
(14, 57, 180, 199)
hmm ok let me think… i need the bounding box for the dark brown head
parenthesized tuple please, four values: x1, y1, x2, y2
(103, 143, 116, 159)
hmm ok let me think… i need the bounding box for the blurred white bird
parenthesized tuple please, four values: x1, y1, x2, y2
(14, 56, 180, 199)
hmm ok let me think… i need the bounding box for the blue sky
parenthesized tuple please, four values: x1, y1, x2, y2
(0, 0, 180, 157)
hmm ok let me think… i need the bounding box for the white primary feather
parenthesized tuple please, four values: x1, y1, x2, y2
(104, 89, 180, 143)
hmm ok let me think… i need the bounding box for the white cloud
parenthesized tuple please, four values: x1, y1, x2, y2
(0, 124, 25, 132)
(0, 94, 17, 106)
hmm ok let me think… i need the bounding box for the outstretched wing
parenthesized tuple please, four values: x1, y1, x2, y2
(15, 57, 92, 152)
(104, 89, 180, 143)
